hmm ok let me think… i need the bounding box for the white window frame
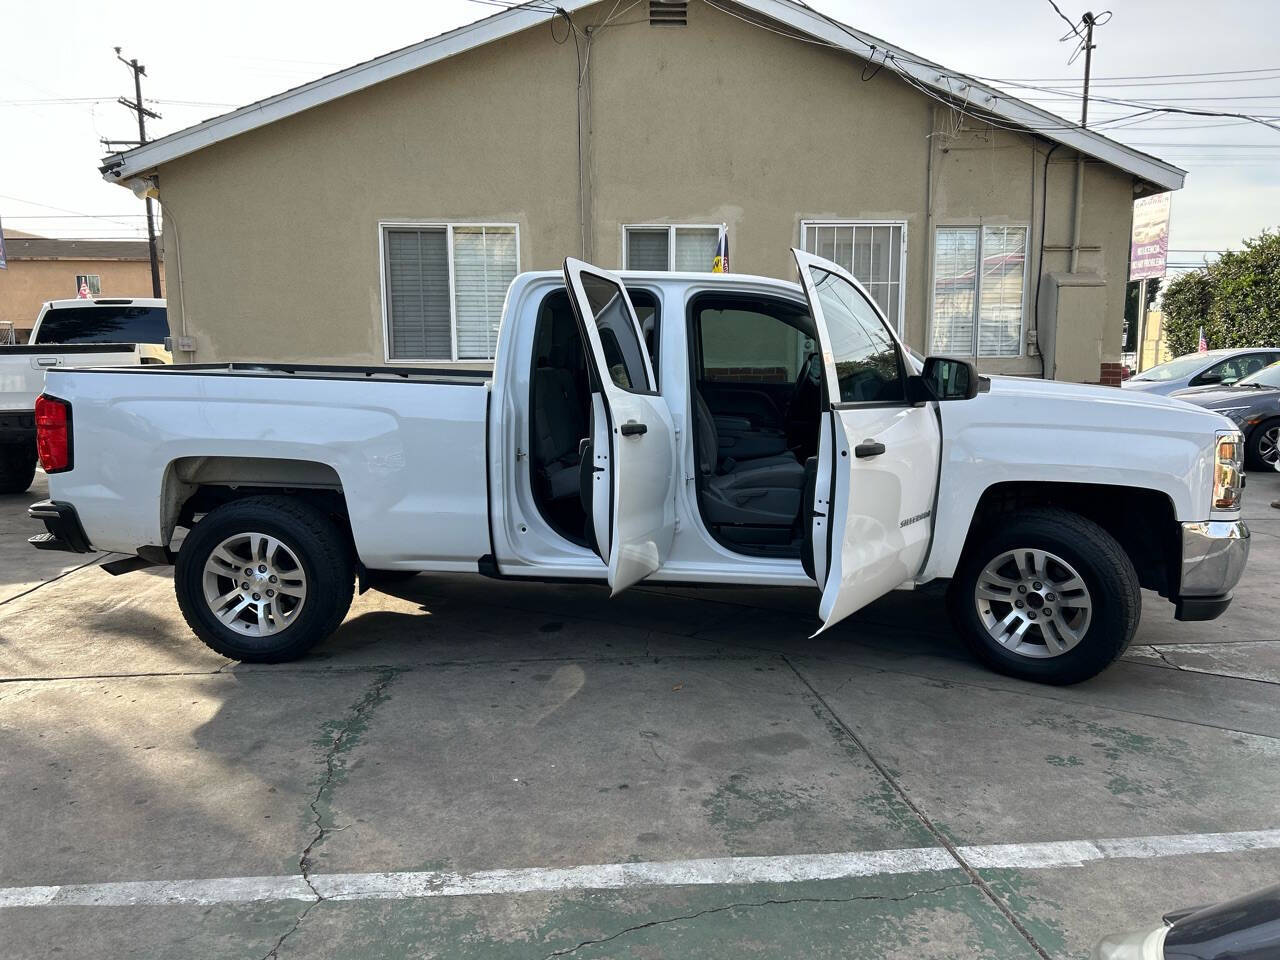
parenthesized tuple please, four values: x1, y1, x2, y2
(929, 223, 1030, 359)
(75, 273, 102, 296)
(621, 223, 726, 272)
(800, 220, 908, 336)
(378, 220, 520, 364)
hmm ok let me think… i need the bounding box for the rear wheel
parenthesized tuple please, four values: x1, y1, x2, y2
(0, 441, 37, 495)
(948, 508, 1140, 685)
(1246, 418, 1280, 471)
(175, 496, 354, 662)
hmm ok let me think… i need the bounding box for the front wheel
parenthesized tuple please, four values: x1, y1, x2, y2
(175, 496, 354, 662)
(947, 508, 1140, 685)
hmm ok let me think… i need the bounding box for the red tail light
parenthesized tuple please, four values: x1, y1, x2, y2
(34, 395, 72, 473)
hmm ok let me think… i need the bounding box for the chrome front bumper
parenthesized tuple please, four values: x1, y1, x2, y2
(1176, 520, 1250, 621)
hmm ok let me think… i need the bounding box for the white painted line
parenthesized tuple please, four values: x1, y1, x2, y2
(2, 828, 1277, 910)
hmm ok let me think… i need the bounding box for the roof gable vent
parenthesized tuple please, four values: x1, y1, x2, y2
(649, 1, 688, 25)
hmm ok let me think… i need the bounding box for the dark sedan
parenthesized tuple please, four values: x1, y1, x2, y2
(1173, 361, 1280, 469)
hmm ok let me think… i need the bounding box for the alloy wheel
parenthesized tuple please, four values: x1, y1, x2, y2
(973, 548, 1092, 659)
(201, 532, 307, 636)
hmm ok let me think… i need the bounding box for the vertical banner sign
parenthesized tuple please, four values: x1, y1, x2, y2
(1129, 193, 1172, 281)
(0, 215, 7, 269)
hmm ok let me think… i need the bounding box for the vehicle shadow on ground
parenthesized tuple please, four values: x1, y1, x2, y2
(302, 573, 968, 671)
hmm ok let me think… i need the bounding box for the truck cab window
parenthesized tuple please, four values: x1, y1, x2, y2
(578, 274, 653, 393)
(806, 267, 904, 404)
(34, 305, 169, 345)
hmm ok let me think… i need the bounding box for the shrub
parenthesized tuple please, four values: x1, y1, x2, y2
(1161, 230, 1280, 357)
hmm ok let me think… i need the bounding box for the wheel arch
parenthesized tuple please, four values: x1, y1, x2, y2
(162, 456, 353, 555)
(947, 480, 1181, 598)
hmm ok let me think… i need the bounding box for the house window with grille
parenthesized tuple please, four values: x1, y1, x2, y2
(801, 221, 906, 335)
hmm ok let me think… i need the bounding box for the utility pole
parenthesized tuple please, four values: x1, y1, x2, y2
(1079, 12, 1096, 127)
(111, 48, 162, 298)
(1068, 11, 1097, 275)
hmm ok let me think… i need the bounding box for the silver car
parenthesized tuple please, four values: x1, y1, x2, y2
(1122, 347, 1280, 396)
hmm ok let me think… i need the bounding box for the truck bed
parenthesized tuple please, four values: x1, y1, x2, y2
(40, 362, 494, 570)
(56, 361, 494, 386)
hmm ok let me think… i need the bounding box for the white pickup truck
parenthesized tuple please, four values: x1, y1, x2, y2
(0, 298, 168, 493)
(28, 252, 1249, 684)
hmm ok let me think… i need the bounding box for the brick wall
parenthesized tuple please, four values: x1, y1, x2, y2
(1098, 362, 1124, 387)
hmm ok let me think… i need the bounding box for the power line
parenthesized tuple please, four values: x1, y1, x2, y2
(0, 193, 145, 229)
(987, 66, 1280, 82)
(1043, 0, 1085, 39)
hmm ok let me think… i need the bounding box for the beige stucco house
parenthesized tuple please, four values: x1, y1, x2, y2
(100, 0, 1183, 384)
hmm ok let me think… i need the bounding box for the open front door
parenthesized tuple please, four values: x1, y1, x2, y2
(563, 258, 676, 594)
(792, 249, 941, 633)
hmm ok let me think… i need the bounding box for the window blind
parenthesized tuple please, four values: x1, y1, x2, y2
(625, 229, 669, 270)
(453, 226, 517, 360)
(931, 227, 979, 356)
(672, 227, 719, 271)
(977, 226, 1027, 358)
(385, 228, 451, 360)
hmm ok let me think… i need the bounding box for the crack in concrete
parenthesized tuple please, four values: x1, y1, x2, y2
(1148, 645, 1190, 673)
(541, 881, 971, 958)
(260, 668, 400, 960)
(0, 553, 111, 606)
(781, 656, 1054, 960)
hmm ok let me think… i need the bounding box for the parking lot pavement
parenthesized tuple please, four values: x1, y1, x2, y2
(2, 473, 1278, 958)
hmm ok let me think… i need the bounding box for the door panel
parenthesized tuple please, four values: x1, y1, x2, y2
(817, 405, 940, 628)
(792, 248, 941, 633)
(563, 259, 676, 594)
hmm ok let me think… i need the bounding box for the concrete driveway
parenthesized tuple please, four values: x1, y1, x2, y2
(2, 470, 1278, 959)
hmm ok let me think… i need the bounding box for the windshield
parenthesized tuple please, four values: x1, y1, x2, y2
(1131, 353, 1213, 382)
(35, 305, 168, 345)
(1237, 361, 1280, 389)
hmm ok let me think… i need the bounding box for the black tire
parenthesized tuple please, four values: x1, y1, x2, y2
(947, 507, 1140, 685)
(1245, 417, 1280, 471)
(175, 496, 354, 662)
(0, 441, 37, 495)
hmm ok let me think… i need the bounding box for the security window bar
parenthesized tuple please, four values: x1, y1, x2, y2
(801, 221, 906, 335)
(624, 225, 722, 272)
(931, 225, 1028, 359)
(382, 223, 518, 361)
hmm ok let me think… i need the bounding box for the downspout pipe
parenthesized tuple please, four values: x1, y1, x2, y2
(1069, 154, 1085, 273)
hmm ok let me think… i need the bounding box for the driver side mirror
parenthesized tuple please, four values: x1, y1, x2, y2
(1194, 372, 1224, 385)
(909, 356, 986, 402)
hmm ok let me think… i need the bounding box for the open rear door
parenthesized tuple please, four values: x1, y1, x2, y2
(563, 258, 677, 593)
(793, 249, 941, 633)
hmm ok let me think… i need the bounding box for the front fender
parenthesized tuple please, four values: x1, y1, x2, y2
(921, 377, 1230, 581)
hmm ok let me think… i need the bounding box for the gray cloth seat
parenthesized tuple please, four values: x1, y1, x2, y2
(533, 317, 589, 501)
(695, 391, 804, 528)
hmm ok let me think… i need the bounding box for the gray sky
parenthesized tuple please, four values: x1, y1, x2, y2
(3, 0, 1276, 268)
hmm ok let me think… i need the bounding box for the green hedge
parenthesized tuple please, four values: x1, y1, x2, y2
(1162, 230, 1280, 357)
